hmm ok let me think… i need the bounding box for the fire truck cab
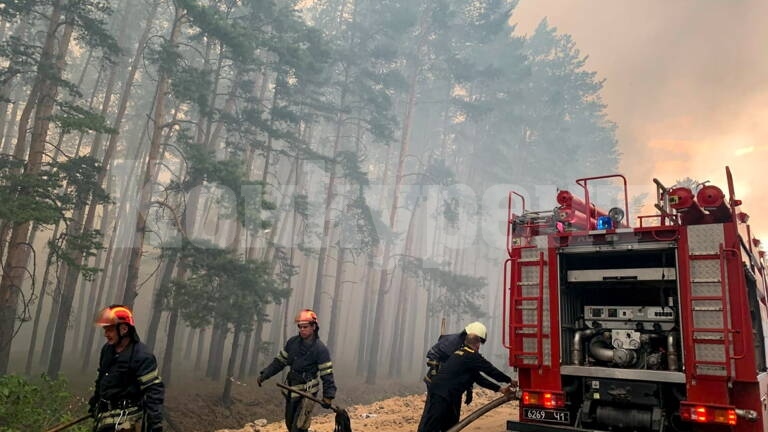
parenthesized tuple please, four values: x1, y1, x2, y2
(503, 168, 768, 432)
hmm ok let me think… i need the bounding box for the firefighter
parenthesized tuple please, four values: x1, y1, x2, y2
(257, 309, 337, 432)
(89, 305, 164, 432)
(423, 321, 487, 405)
(417, 331, 515, 432)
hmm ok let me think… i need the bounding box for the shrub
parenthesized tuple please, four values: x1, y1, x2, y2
(0, 374, 91, 432)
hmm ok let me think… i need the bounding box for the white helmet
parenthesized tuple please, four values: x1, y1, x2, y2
(464, 322, 487, 343)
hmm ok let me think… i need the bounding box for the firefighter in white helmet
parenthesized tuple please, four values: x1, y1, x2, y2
(424, 322, 487, 385)
(422, 321, 487, 408)
(418, 331, 514, 432)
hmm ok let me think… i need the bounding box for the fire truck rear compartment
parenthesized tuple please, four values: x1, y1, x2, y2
(558, 245, 688, 431)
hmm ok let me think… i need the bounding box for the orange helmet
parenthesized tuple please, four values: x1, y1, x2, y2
(94, 305, 135, 327)
(295, 309, 318, 325)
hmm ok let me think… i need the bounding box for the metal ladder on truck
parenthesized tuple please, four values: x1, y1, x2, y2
(685, 239, 735, 381)
(504, 248, 547, 368)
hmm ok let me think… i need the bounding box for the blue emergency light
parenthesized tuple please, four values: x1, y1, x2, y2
(596, 216, 613, 230)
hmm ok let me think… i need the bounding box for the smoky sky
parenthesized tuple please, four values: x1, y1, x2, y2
(513, 0, 768, 241)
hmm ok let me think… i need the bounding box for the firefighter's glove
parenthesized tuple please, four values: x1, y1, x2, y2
(321, 397, 333, 409)
(87, 396, 97, 418)
(426, 360, 439, 376)
(256, 375, 264, 387)
(464, 389, 473, 405)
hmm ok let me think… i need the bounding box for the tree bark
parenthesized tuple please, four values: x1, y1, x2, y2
(194, 328, 206, 371)
(123, 4, 183, 307)
(355, 255, 375, 376)
(0, 0, 68, 374)
(206, 320, 226, 380)
(388, 196, 419, 377)
(39, 264, 64, 367)
(161, 308, 180, 387)
(365, 46, 420, 385)
(0, 20, 29, 153)
(237, 330, 251, 380)
(311, 63, 349, 314)
(24, 223, 60, 375)
(247, 318, 265, 377)
(326, 246, 345, 353)
(183, 324, 195, 360)
(222, 326, 241, 406)
(145, 252, 177, 352)
(44, 18, 86, 377)
(0, 96, 19, 155)
(77, 194, 113, 357)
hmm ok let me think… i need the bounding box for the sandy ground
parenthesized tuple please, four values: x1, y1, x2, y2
(214, 389, 518, 432)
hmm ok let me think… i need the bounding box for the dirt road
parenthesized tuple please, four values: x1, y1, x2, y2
(215, 389, 518, 432)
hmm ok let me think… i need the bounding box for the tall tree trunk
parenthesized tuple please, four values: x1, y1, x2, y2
(0, 20, 29, 153)
(71, 275, 88, 355)
(0, 96, 19, 155)
(365, 50, 420, 385)
(0, 0, 68, 374)
(194, 328, 206, 371)
(44, 19, 87, 378)
(206, 321, 225, 379)
(247, 318, 265, 377)
(24, 230, 59, 376)
(388, 197, 419, 377)
(237, 330, 251, 380)
(326, 246, 345, 352)
(123, 4, 182, 307)
(183, 324, 195, 360)
(355, 255, 375, 376)
(222, 326, 241, 406)
(311, 66, 349, 314)
(159, 261, 186, 387)
(145, 252, 176, 351)
(98, 0, 160, 178)
(203, 41, 226, 150)
(161, 308, 180, 387)
(58, 49, 100, 159)
(78, 196, 113, 356)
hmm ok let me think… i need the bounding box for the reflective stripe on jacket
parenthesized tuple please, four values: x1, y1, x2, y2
(260, 335, 337, 399)
(91, 341, 165, 429)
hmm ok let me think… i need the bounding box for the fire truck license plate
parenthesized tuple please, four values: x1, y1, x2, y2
(523, 408, 570, 423)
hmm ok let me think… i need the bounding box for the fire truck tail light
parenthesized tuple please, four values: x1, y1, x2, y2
(521, 391, 565, 408)
(679, 404, 737, 426)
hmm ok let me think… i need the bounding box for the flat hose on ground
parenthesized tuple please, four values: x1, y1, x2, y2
(445, 390, 520, 432)
(276, 382, 352, 432)
(43, 414, 90, 432)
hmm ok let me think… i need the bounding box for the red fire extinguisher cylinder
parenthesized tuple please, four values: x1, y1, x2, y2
(696, 185, 732, 223)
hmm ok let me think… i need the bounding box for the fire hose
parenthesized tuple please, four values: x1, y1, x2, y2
(276, 382, 353, 432)
(43, 414, 91, 432)
(445, 390, 521, 432)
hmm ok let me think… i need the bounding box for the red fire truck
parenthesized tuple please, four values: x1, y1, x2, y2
(503, 167, 768, 432)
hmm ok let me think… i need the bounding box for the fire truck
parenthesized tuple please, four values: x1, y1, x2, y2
(503, 168, 768, 432)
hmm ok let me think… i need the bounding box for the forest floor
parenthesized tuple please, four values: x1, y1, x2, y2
(210, 388, 518, 432)
(15, 353, 518, 432)
(162, 372, 518, 432)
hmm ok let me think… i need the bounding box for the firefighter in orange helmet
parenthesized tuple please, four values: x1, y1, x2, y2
(89, 305, 164, 432)
(258, 309, 337, 432)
